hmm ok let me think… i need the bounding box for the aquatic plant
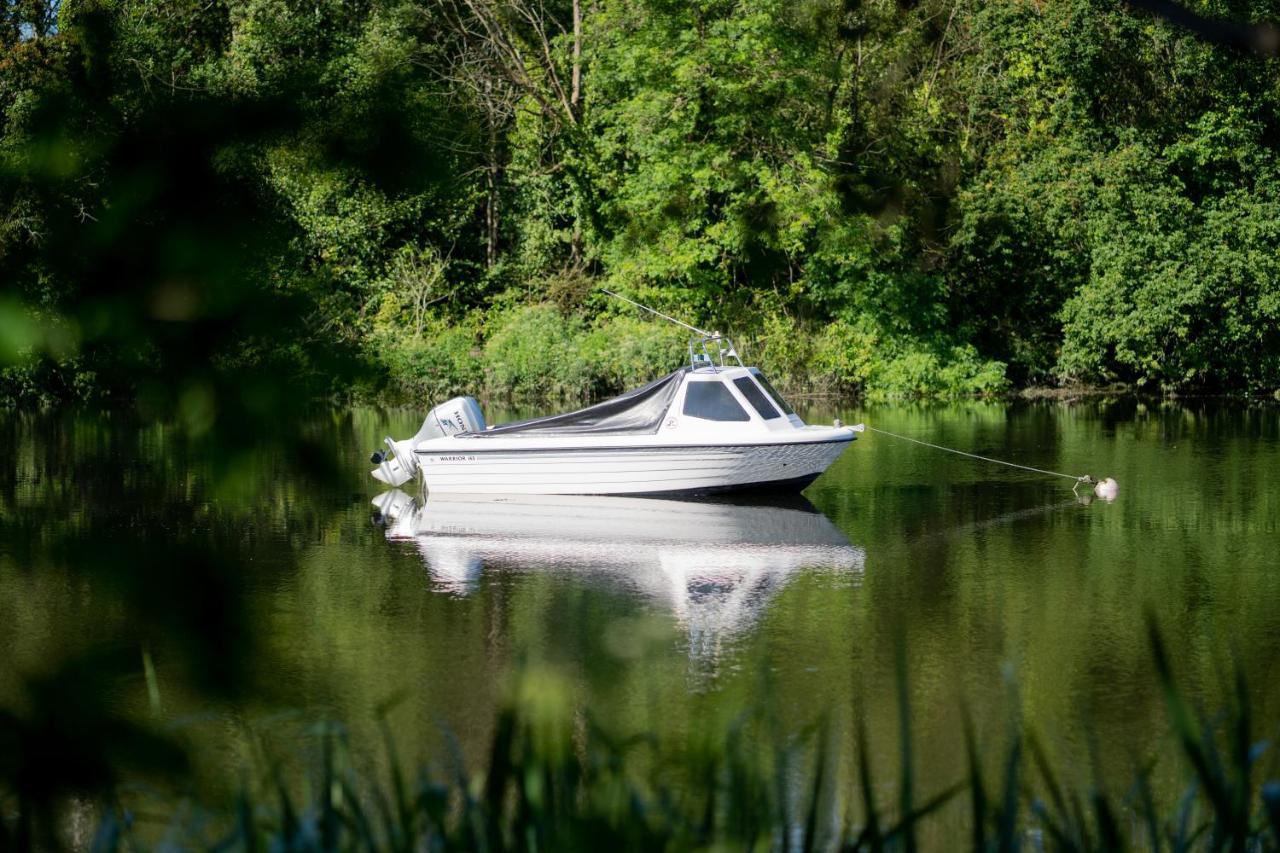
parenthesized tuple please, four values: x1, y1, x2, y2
(10, 621, 1275, 852)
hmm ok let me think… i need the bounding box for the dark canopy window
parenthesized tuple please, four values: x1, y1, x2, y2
(732, 377, 781, 420)
(752, 371, 795, 415)
(682, 381, 749, 421)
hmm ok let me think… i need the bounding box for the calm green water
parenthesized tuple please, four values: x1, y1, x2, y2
(2, 399, 1279, 840)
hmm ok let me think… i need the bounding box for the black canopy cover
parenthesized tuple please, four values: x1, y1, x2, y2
(461, 368, 688, 437)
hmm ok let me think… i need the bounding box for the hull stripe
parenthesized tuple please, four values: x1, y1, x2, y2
(416, 436, 854, 455)
(568, 473, 822, 497)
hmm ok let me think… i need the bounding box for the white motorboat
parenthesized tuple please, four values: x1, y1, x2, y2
(371, 332, 859, 496)
(371, 490, 864, 661)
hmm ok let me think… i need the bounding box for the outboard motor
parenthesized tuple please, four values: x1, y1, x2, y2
(418, 396, 486, 441)
(370, 396, 486, 487)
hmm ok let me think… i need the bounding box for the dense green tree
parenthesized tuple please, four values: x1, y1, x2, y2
(3, 0, 1280, 402)
(947, 0, 1280, 390)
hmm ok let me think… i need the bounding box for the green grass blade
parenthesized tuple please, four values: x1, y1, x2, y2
(377, 715, 414, 851)
(1170, 781, 1198, 853)
(1148, 617, 1233, 822)
(1133, 760, 1162, 853)
(1027, 731, 1076, 851)
(962, 705, 987, 853)
(1228, 668, 1252, 848)
(1029, 798, 1078, 853)
(372, 772, 400, 851)
(996, 729, 1021, 853)
(338, 774, 380, 850)
(1090, 790, 1124, 853)
(272, 765, 299, 846)
(236, 787, 258, 853)
(802, 718, 830, 853)
(883, 782, 965, 847)
(440, 724, 488, 851)
(895, 636, 916, 853)
(1262, 781, 1280, 846)
(854, 717, 883, 853)
(775, 738, 794, 853)
(141, 645, 163, 718)
(483, 707, 517, 850)
(320, 723, 337, 851)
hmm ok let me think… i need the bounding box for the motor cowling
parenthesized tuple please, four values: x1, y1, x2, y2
(415, 396, 486, 441)
(370, 397, 486, 488)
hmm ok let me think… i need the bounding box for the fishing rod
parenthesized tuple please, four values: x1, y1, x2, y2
(601, 288, 743, 368)
(600, 288, 713, 337)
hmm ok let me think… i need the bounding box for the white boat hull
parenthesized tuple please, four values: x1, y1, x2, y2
(415, 435, 852, 496)
(374, 363, 858, 495)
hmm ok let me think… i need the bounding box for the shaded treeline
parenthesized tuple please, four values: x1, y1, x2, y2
(2, 0, 1280, 403)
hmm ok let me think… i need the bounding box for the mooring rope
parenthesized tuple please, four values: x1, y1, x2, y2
(864, 425, 1094, 485)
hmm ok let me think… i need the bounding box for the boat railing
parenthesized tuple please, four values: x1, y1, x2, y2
(689, 334, 743, 371)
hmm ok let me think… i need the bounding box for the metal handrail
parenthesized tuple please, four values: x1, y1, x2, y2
(688, 334, 743, 371)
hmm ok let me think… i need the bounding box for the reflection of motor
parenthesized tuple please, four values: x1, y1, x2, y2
(371, 489, 416, 526)
(370, 396, 486, 487)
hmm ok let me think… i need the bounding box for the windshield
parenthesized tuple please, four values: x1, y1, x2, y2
(732, 377, 781, 420)
(682, 381, 750, 422)
(751, 372, 795, 415)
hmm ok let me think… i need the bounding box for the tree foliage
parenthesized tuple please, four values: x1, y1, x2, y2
(3, 0, 1280, 402)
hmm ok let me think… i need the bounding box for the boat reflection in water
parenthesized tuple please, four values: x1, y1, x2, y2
(372, 490, 864, 665)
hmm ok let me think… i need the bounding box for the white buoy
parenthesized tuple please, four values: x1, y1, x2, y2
(1093, 477, 1119, 501)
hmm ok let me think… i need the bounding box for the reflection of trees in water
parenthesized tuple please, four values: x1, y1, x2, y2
(0, 410, 355, 846)
(1, 15, 378, 839)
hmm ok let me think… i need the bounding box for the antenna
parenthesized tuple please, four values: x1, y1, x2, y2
(600, 288, 712, 337)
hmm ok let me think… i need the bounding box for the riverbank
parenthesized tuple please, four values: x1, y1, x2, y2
(6, 298, 1279, 410)
(364, 304, 1280, 408)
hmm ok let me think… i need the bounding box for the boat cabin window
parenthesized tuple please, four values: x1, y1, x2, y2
(751, 372, 795, 416)
(732, 377, 781, 420)
(682, 380, 750, 422)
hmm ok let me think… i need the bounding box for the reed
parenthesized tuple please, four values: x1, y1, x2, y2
(10, 623, 1279, 852)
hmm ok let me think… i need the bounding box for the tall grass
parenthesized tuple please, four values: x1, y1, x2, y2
(9, 621, 1280, 852)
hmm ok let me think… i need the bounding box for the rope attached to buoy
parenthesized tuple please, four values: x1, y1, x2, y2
(861, 425, 1117, 498)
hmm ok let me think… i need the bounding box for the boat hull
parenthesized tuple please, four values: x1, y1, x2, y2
(415, 437, 852, 496)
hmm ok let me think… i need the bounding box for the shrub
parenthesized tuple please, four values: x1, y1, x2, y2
(750, 309, 821, 394)
(379, 318, 483, 402)
(811, 316, 1009, 398)
(579, 316, 688, 394)
(482, 305, 594, 401)
(369, 299, 1009, 406)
